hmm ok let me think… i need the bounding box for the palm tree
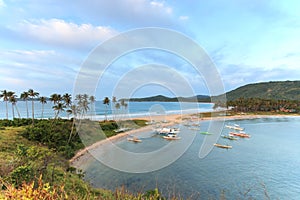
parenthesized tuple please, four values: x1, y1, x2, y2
(53, 102, 66, 119)
(50, 93, 59, 105)
(63, 93, 72, 119)
(28, 89, 39, 124)
(39, 96, 47, 119)
(115, 102, 120, 121)
(67, 105, 79, 144)
(9, 93, 21, 119)
(63, 93, 72, 107)
(0, 90, 10, 119)
(112, 96, 117, 120)
(20, 91, 29, 118)
(89, 95, 96, 117)
(103, 97, 110, 121)
(8, 91, 16, 119)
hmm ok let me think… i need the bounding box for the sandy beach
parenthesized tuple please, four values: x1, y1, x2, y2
(69, 112, 300, 165)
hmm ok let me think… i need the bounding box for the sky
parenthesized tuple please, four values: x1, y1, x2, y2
(0, 0, 300, 99)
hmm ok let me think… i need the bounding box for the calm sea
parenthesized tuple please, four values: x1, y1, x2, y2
(79, 117, 300, 200)
(0, 101, 213, 120)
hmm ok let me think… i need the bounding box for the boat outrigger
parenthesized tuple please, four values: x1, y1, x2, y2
(214, 143, 232, 149)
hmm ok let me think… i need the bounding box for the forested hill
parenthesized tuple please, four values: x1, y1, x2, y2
(127, 95, 211, 102)
(225, 81, 300, 101)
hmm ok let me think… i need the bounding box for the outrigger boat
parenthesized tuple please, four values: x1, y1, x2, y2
(127, 136, 142, 143)
(221, 135, 238, 140)
(156, 127, 180, 135)
(225, 124, 244, 131)
(214, 143, 232, 149)
(229, 132, 251, 138)
(163, 134, 181, 140)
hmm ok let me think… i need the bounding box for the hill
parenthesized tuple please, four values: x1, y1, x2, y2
(225, 81, 300, 101)
(127, 94, 211, 102)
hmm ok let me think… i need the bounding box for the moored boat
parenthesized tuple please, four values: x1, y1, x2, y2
(214, 143, 232, 149)
(221, 135, 238, 140)
(200, 131, 212, 135)
(127, 137, 142, 143)
(163, 134, 181, 140)
(225, 124, 244, 131)
(229, 132, 251, 138)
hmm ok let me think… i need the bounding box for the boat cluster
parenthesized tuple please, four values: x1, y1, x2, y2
(214, 124, 251, 149)
(155, 127, 181, 140)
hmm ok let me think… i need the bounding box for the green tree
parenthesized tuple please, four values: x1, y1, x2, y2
(0, 90, 10, 119)
(53, 102, 66, 119)
(9, 92, 21, 119)
(89, 95, 96, 118)
(39, 96, 47, 119)
(20, 91, 29, 118)
(28, 89, 39, 124)
(103, 97, 110, 121)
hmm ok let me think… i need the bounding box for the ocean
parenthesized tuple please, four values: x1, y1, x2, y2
(78, 117, 300, 199)
(0, 101, 214, 120)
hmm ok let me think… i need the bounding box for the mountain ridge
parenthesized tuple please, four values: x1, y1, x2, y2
(125, 80, 300, 102)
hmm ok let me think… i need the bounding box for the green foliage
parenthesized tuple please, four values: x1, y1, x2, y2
(10, 165, 33, 187)
(0, 118, 33, 127)
(225, 80, 300, 101)
(227, 97, 300, 113)
(21, 119, 84, 159)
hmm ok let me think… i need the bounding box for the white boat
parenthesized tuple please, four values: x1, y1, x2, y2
(156, 127, 180, 135)
(225, 124, 244, 131)
(163, 134, 181, 140)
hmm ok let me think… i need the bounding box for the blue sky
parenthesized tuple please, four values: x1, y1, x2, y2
(0, 0, 299, 98)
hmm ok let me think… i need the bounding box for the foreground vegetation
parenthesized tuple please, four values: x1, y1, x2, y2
(0, 118, 186, 200)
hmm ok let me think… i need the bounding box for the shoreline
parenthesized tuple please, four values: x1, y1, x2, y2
(69, 112, 300, 165)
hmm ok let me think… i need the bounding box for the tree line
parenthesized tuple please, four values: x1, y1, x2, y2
(0, 89, 128, 123)
(214, 97, 300, 113)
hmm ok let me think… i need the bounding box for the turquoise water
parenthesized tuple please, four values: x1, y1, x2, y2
(0, 101, 213, 119)
(81, 117, 300, 199)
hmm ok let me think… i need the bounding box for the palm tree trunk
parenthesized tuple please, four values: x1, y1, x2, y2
(15, 105, 21, 118)
(32, 99, 35, 124)
(11, 104, 15, 119)
(41, 104, 44, 119)
(5, 101, 8, 120)
(26, 100, 29, 118)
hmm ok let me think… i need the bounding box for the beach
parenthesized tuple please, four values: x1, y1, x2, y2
(70, 112, 300, 166)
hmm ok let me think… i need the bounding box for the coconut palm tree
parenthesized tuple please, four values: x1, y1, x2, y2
(39, 96, 47, 119)
(115, 102, 120, 121)
(103, 97, 110, 121)
(63, 93, 72, 119)
(28, 89, 39, 124)
(63, 93, 72, 107)
(8, 91, 17, 119)
(0, 90, 10, 119)
(89, 95, 96, 117)
(20, 91, 29, 118)
(53, 102, 66, 119)
(67, 105, 79, 144)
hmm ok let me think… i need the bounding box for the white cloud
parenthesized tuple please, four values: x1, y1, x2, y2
(76, 0, 174, 28)
(10, 19, 118, 50)
(179, 16, 189, 21)
(0, 0, 5, 7)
